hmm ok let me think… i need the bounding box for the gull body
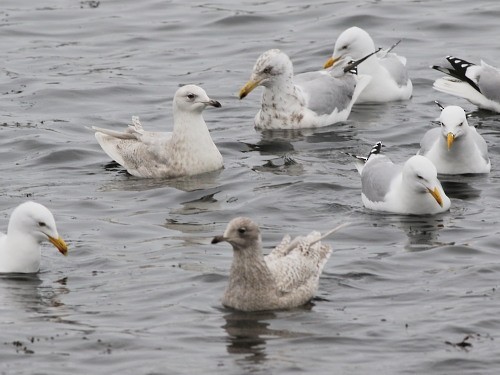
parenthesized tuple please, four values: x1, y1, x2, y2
(324, 26, 412, 103)
(0, 202, 68, 274)
(93, 85, 223, 178)
(353, 144, 450, 215)
(432, 56, 500, 113)
(239, 49, 371, 130)
(212, 217, 341, 312)
(418, 105, 490, 174)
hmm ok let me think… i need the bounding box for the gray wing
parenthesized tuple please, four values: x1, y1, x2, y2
(294, 71, 356, 115)
(418, 127, 441, 155)
(477, 63, 500, 102)
(470, 128, 490, 162)
(379, 54, 409, 87)
(361, 156, 402, 202)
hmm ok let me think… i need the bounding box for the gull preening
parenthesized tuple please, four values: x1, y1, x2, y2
(93, 84, 223, 178)
(418, 103, 490, 174)
(0, 202, 68, 274)
(432, 56, 500, 113)
(324, 26, 412, 103)
(351, 142, 450, 215)
(212, 217, 348, 312)
(238, 48, 371, 130)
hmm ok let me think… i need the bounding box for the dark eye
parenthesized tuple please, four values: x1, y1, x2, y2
(440, 122, 444, 127)
(459, 122, 463, 127)
(38, 222, 46, 227)
(341, 45, 348, 50)
(417, 175, 424, 180)
(262, 66, 272, 74)
(238, 227, 246, 234)
(187, 93, 195, 100)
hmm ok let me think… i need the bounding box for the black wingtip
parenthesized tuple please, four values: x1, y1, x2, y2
(434, 100, 445, 110)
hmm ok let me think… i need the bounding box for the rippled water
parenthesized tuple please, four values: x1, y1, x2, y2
(1, 0, 500, 373)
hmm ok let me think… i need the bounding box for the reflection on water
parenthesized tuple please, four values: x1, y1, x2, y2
(222, 306, 312, 367)
(440, 178, 483, 200)
(394, 215, 449, 252)
(99, 166, 223, 193)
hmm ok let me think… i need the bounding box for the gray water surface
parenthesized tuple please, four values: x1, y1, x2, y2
(1, 1, 500, 374)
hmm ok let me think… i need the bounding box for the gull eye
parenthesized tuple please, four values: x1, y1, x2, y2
(440, 122, 444, 127)
(186, 93, 196, 100)
(262, 66, 272, 74)
(459, 121, 464, 127)
(38, 222, 46, 227)
(341, 44, 348, 50)
(417, 175, 424, 180)
(237, 227, 247, 234)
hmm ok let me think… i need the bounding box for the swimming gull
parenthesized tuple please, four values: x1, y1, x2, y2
(351, 142, 450, 215)
(238, 48, 372, 130)
(323, 26, 412, 103)
(432, 56, 500, 113)
(418, 103, 490, 174)
(212, 217, 348, 311)
(0, 202, 68, 274)
(92, 84, 223, 178)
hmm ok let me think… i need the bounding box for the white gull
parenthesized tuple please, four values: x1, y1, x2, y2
(351, 142, 450, 215)
(432, 56, 500, 113)
(0, 202, 68, 274)
(324, 26, 412, 103)
(418, 104, 490, 174)
(93, 84, 223, 178)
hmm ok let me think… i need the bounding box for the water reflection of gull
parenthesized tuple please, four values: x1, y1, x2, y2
(222, 309, 311, 365)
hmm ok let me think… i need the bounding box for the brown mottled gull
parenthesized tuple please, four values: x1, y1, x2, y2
(92, 84, 223, 178)
(212, 217, 348, 312)
(238, 49, 372, 130)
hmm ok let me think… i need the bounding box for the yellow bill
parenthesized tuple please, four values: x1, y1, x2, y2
(239, 79, 261, 100)
(427, 187, 443, 207)
(323, 56, 338, 69)
(447, 132, 455, 150)
(48, 236, 68, 256)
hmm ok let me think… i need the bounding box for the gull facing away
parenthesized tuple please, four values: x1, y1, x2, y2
(0, 202, 68, 274)
(92, 85, 223, 178)
(238, 48, 372, 130)
(324, 26, 412, 103)
(351, 142, 450, 215)
(418, 103, 490, 174)
(212, 217, 349, 312)
(432, 56, 500, 113)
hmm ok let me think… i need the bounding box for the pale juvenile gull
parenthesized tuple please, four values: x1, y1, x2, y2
(212, 217, 348, 312)
(238, 48, 372, 130)
(92, 84, 223, 178)
(0, 202, 68, 274)
(418, 103, 490, 174)
(351, 142, 450, 215)
(432, 56, 500, 113)
(324, 26, 412, 103)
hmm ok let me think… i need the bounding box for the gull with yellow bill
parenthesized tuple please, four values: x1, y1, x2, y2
(324, 26, 412, 103)
(350, 142, 450, 215)
(0, 202, 68, 273)
(418, 103, 490, 174)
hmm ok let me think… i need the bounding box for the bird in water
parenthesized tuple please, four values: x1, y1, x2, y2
(212, 217, 348, 312)
(0, 201, 68, 274)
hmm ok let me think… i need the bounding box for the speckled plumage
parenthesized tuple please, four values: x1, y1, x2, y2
(93, 85, 223, 178)
(239, 49, 371, 130)
(212, 217, 344, 312)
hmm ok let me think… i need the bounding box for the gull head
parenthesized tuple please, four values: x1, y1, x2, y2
(239, 49, 293, 99)
(8, 202, 68, 255)
(212, 217, 262, 252)
(173, 84, 221, 114)
(402, 155, 445, 207)
(324, 26, 375, 69)
(438, 105, 469, 150)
